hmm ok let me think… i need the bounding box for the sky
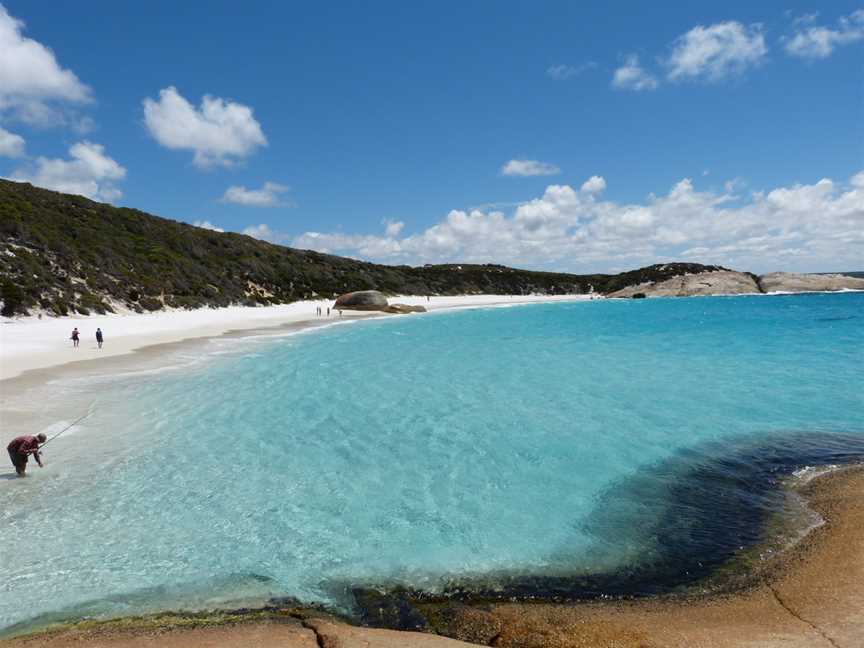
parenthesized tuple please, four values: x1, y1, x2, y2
(0, 1, 862, 273)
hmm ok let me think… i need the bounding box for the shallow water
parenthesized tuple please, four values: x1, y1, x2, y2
(2, 293, 863, 632)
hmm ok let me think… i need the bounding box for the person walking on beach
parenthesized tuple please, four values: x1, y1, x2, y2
(96, 328, 103, 349)
(7, 433, 46, 477)
(70, 327, 80, 348)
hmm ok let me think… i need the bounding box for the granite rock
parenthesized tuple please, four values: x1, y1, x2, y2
(334, 290, 389, 311)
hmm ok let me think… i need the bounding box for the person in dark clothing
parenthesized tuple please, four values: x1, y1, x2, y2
(96, 328, 103, 349)
(71, 327, 80, 348)
(7, 434, 47, 477)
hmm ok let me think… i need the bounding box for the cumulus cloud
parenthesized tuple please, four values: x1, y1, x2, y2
(0, 5, 91, 126)
(220, 181, 290, 207)
(501, 159, 561, 177)
(0, 126, 25, 157)
(143, 86, 267, 168)
(784, 10, 864, 59)
(546, 62, 596, 80)
(384, 219, 404, 237)
(611, 55, 658, 91)
(193, 220, 224, 232)
(580, 175, 606, 194)
(291, 172, 864, 274)
(666, 21, 767, 82)
(9, 141, 125, 202)
(242, 223, 290, 243)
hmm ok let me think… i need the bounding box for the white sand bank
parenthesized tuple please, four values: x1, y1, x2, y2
(0, 294, 593, 382)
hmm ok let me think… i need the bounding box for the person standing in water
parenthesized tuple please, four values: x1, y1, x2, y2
(7, 433, 46, 477)
(96, 328, 103, 349)
(71, 327, 80, 347)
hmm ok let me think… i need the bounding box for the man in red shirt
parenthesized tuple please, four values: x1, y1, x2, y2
(7, 434, 47, 477)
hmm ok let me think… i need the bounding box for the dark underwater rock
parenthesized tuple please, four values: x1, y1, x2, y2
(352, 587, 428, 631)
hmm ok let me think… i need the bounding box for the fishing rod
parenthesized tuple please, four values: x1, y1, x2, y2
(40, 407, 95, 449)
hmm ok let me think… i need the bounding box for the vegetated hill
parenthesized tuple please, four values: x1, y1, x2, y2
(0, 179, 723, 317)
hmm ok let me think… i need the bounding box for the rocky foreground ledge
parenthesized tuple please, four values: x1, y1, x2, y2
(608, 270, 864, 298)
(6, 467, 863, 648)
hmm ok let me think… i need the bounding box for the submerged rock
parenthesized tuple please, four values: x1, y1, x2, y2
(352, 587, 428, 631)
(608, 270, 759, 298)
(334, 290, 389, 311)
(758, 272, 864, 293)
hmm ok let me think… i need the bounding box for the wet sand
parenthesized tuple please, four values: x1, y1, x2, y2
(4, 466, 862, 647)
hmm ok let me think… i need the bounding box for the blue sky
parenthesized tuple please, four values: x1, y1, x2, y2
(0, 1, 862, 273)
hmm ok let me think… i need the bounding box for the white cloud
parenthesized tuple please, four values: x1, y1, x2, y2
(9, 141, 125, 202)
(221, 181, 290, 207)
(291, 172, 864, 274)
(143, 86, 267, 168)
(0, 5, 91, 126)
(784, 10, 864, 59)
(611, 55, 658, 91)
(242, 223, 289, 243)
(546, 62, 596, 80)
(193, 220, 224, 232)
(0, 126, 25, 157)
(384, 219, 404, 237)
(501, 159, 561, 177)
(580, 175, 606, 194)
(667, 21, 767, 82)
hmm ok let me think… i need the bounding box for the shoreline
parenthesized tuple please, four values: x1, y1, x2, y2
(4, 288, 861, 385)
(0, 294, 594, 384)
(4, 465, 861, 647)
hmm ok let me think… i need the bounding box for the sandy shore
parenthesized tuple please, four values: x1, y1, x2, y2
(4, 466, 862, 647)
(0, 294, 592, 383)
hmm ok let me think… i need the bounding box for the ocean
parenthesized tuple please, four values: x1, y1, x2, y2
(2, 292, 863, 633)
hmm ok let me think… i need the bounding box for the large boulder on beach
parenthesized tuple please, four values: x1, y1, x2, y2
(608, 270, 759, 298)
(334, 290, 389, 311)
(758, 272, 864, 293)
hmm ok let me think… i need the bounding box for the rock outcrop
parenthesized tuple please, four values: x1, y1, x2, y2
(608, 270, 760, 298)
(758, 272, 864, 293)
(334, 290, 389, 311)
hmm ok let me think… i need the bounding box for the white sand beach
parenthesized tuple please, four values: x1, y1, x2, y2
(0, 294, 593, 383)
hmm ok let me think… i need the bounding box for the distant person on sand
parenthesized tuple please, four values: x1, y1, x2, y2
(70, 327, 80, 347)
(327, 307, 330, 316)
(7, 433, 47, 477)
(96, 328, 103, 349)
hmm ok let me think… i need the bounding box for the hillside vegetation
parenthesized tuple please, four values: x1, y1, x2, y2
(0, 179, 726, 317)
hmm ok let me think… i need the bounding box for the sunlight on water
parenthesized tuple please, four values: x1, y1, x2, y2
(2, 293, 863, 631)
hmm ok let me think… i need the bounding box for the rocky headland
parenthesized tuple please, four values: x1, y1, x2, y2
(758, 272, 864, 293)
(608, 269, 864, 299)
(608, 270, 760, 298)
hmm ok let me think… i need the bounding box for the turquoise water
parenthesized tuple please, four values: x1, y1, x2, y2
(2, 293, 863, 631)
